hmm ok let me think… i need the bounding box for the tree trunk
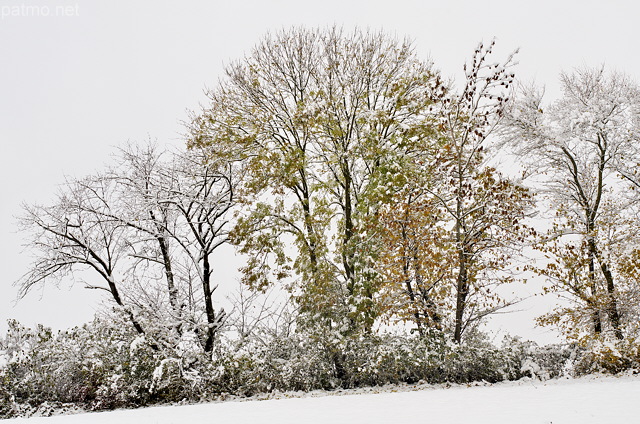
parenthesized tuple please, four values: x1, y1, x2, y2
(150, 210, 182, 333)
(202, 253, 218, 352)
(342, 158, 355, 291)
(413, 250, 443, 332)
(453, 242, 469, 343)
(453, 192, 467, 343)
(404, 267, 424, 336)
(300, 182, 322, 309)
(156, 232, 182, 337)
(453, 254, 468, 343)
(598, 256, 624, 339)
(587, 245, 603, 334)
(587, 234, 623, 338)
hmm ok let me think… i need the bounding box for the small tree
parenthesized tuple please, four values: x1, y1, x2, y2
(377, 186, 451, 335)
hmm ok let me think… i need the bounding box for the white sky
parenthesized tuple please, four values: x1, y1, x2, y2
(1, 0, 639, 343)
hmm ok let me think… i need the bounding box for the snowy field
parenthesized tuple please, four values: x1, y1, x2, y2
(5, 374, 640, 424)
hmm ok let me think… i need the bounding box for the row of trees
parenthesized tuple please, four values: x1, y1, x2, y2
(16, 28, 640, 357)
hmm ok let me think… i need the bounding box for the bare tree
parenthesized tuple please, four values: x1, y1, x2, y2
(165, 150, 236, 352)
(17, 177, 149, 338)
(92, 142, 187, 342)
(18, 143, 239, 353)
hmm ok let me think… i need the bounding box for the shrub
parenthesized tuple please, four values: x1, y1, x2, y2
(0, 317, 600, 420)
(573, 335, 640, 375)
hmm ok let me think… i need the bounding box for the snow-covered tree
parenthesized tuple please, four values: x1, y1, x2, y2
(17, 144, 238, 353)
(189, 27, 444, 334)
(17, 176, 149, 338)
(505, 66, 640, 341)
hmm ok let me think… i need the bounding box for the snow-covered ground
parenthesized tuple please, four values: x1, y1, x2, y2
(6, 374, 640, 423)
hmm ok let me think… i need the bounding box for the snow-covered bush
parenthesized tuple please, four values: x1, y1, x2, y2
(0, 368, 14, 418)
(500, 336, 574, 380)
(1, 321, 77, 406)
(0, 317, 191, 417)
(204, 332, 337, 396)
(202, 329, 532, 396)
(573, 335, 640, 375)
(0, 316, 602, 420)
(332, 333, 434, 387)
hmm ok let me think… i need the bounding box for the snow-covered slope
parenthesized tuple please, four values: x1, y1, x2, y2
(6, 374, 640, 424)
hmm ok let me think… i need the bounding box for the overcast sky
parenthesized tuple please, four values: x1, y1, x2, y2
(2, 0, 639, 343)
